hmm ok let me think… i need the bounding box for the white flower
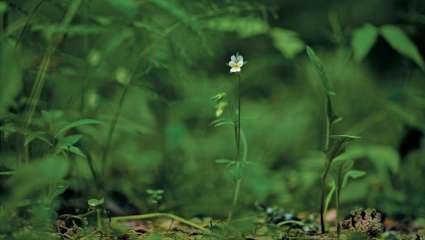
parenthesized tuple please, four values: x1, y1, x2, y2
(227, 53, 246, 73)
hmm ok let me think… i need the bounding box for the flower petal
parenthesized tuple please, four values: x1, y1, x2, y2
(230, 67, 241, 73)
(231, 55, 236, 62)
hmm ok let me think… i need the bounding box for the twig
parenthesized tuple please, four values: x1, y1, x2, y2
(111, 212, 210, 233)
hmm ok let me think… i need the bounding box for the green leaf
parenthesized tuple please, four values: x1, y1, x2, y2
(67, 146, 86, 158)
(56, 135, 82, 150)
(271, 28, 305, 59)
(24, 132, 52, 147)
(380, 25, 425, 70)
(206, 16, 269, 38)
(342, 170, 366, 188)
(211, 118, 234, 127)
(55, 119, 102, 138)
(0, 40, 22, 118)
(330, 134, 361, 140)
(306, 46, 336, 96)
(216, 159, 236, 169)
(327, 133, 358, 160)
(88, 197, 104, 207)
(351, 24, 378, 62)
(324, 180, 336, 215)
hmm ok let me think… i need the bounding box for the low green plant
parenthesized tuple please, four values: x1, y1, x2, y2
(87, 197, 105, 230)
(306, 46, 366, 237)
(146, 189, 164, 210)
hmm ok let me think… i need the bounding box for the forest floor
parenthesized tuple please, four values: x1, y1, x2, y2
(55, 208, 425, 240)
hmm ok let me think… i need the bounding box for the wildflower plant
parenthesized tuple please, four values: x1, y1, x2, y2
(212, 53, 248, 223)
(306, 46, 365, 237)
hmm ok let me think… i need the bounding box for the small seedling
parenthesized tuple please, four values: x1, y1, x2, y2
(88, 197, 105, 229)
(146, 189, 164, 209)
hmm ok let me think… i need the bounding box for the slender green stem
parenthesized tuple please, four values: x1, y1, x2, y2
(101, 61, 142, 180)
(336, 167, 343, 239)
(227, 178, 242, 222)
(320, 97, 332, 233)
(320, 160, 331, 233)
(80, 0, 89, 114)
(111, 213, 210, 233)
(15, 0, 46, 49)
(96, 209, 102, 229)
(227, 73, 242, 223)
(101, 81, 130, 178)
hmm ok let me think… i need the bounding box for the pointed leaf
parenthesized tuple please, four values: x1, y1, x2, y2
(380, 25, 424, 70)
(306, 46, 336, 96)
(56, 134, 82, 149)
(342, 170, 366, 188)
(351, 24, 378, 62)
(68, 146, 87, 158)
(55, 119, 102, 137)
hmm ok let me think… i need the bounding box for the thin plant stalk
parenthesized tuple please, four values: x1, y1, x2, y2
(335, 166, 343, 239)
(21, 0, 82, 164)
(227, 73, 242, 223)
(100, 77, 131, 179)
(319, 98, 332, 234)
(79, 0, 89, 114)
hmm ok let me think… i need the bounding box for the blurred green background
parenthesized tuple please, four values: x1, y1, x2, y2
(1, 0, 425, 236)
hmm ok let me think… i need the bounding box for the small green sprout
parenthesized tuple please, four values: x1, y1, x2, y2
(146, 189, 164, 206)
(87, 197, 104, 229)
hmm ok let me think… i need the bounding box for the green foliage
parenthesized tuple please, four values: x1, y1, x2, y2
(351, 24, 378, 62)
(88, 197, 104, 207)
(0, 0, 424, 238)
(271, 28, 305, 59)
(380, 25, 425, 70)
